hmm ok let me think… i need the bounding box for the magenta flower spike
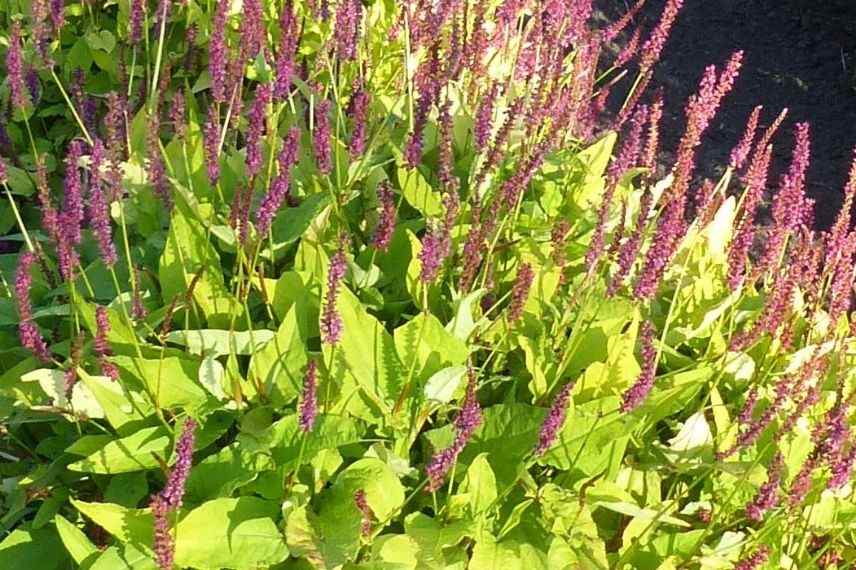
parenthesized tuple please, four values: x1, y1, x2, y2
(508, 262, 534, 322)
(161, 417, 197, 509)
(88, 140, 118, 267)
(246, 82, 272, 179)
(745, 452, 783, 521)
(210, 0, 229, 103)
(313, 99, 333, 175)
(729, 105, 762, 171)
(151, 495, 175, 570)
(621, 321, 657, 412)
(16, 252, 51, 363)
(6, 22, 28, 110)
(320, 246, 347, 345)
(425, 368, 482, 492)
(535, 382, 574, 456)
(256, 128, 301, 235)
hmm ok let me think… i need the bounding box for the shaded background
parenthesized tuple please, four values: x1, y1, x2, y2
(596, 0, 856, 228)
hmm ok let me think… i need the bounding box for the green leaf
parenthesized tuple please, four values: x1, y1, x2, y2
(247, 307, 306, 405)
(173, 498, 289, 569)
(269, 192, 331, 247)
(325, 285, 404, 422)
(0, 527, 69, 570)
(165, 329, 275, 356)
(85, 30, 116, 53)
(394, 313, 469, 385)
(65, 39, 93, 75)
(55, 514, 98, 565)
(4, 165, 35, 196)
(67, 426, 170, 474)
(113, 355, 210, 412)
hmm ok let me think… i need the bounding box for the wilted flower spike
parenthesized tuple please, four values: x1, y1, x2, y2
(535, 382, 574, 456)
(320, 247, 347, 345)
(372, 182, 396, 251)
(299, 360, 318, 433)
(203, 115, 222, 190)
(354, 489, 373, 537)
(621, 321, 657, 412)
(734, 546, 770, 570)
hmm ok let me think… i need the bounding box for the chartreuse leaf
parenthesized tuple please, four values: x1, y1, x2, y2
(424, 403, 543, 488)
(67, 426, 170, 474)
(302, 458, 405, 566)
(247, 306, 307, 405)
(71, 499, 153, 547)
(185, 442, 276, 502)
(173, 497, 289, 569)
(55, 514, 98, 564)
(159, 200, 240, 327)
(78, 369, 150, 432)
(541, 395, 633, 476)
(457, 453, 498, 517)
(0, 527, 69, 569)
(262, 413, 363, 469)
(82, 544, 157, 570)
(470, 536, 549, 569)
(257, 270, 321, 338)
(424, 365, 468, 403)
(397, 164, 443, 217)
(164, 329, 275, 356)
(394, 312, 469, 385)
(112, 355, 210, 412)
(325, 285, 404, 422)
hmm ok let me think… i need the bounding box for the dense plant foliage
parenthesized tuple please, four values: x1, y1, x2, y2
(1, 0, 856, 568)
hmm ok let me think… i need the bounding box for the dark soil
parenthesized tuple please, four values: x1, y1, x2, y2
(597, 0, 856, 228)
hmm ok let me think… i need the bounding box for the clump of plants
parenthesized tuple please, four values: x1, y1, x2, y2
(1, 0, 856, 568)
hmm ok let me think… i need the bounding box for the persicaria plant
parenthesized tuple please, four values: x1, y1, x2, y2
(1, 0, 856, 568)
